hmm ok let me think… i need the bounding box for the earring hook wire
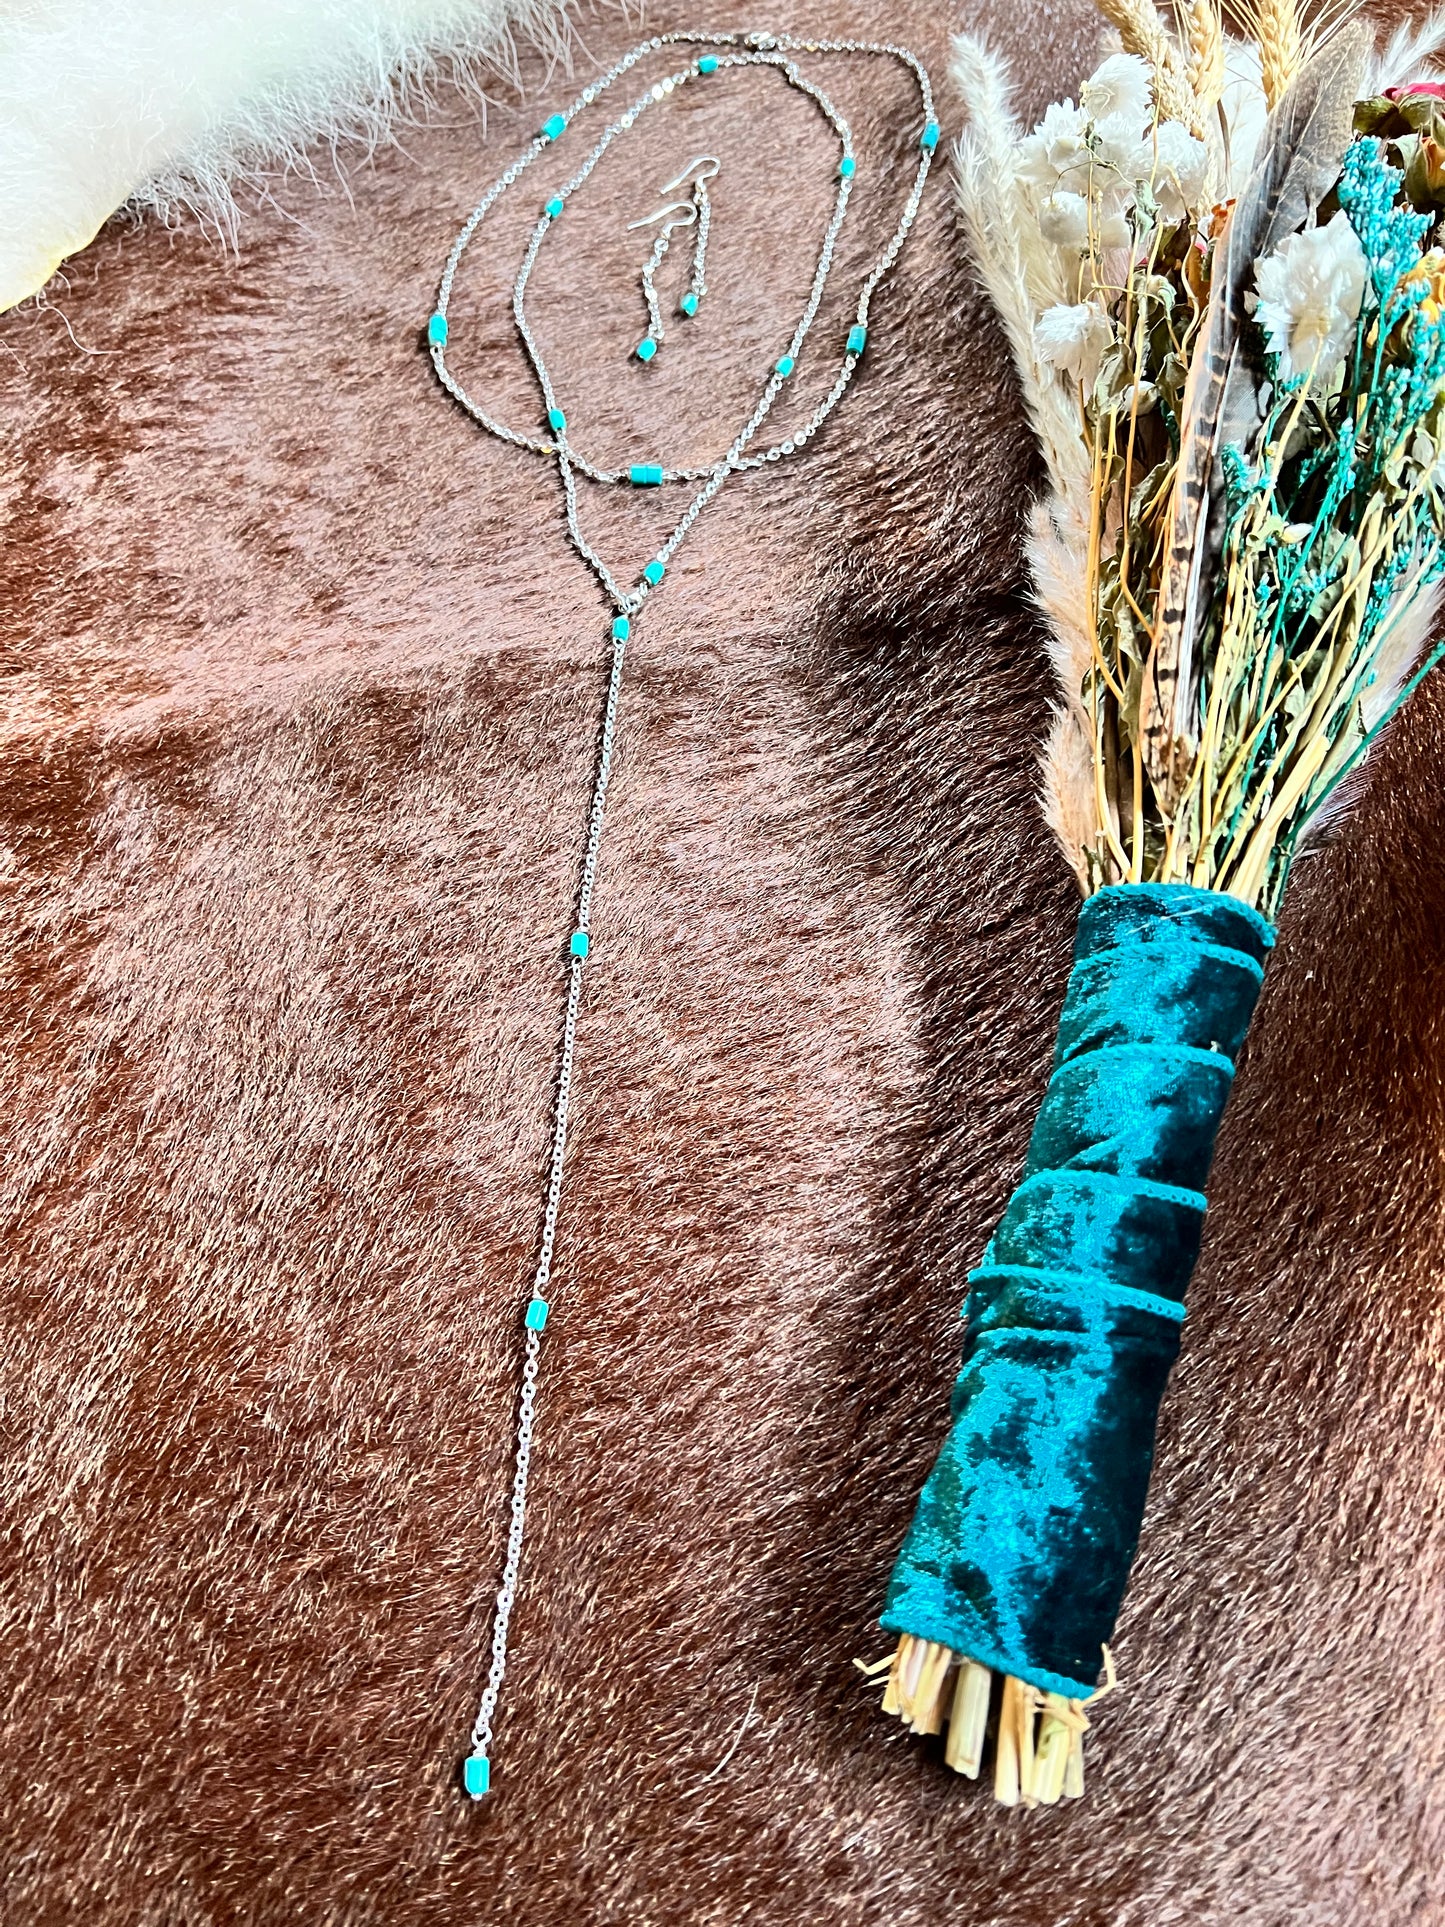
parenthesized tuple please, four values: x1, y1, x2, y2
(659, 155, 721, 193)
(625, 197, 699, 232)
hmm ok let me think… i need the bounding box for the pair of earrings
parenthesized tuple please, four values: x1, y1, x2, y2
(627, 157, 718, 363)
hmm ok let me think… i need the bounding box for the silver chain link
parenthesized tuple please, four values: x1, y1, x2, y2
(432, 28, 935, 1794)
(689, 175, 712, 309)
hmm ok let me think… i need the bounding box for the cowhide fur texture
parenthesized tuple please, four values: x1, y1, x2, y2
(2, 2, 1443, 1922)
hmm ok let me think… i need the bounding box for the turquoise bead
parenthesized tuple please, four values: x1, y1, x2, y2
(644, 559, 665, 585)
(545, 196, 564, 218)
(628, 465, 663, 486)
(839, 155, 856, 179)
(698, 55, 719, 73)
(569, 929, 590, 957)
(541, 113, 566, 140)
(847, 323, 867, 355)
(679, 292, 699, 317)
(463, 1756, 491, 1799)
(525, 1297, 550, 1330)
(612, 614, 631, 639)
(636, 337, 657, 362)
(427, 312, 447, 346)
(547, 407, 566, 433)
(775, 355, 794, 377)
(921, 120, 941, 151)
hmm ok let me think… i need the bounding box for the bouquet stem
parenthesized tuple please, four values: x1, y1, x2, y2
(878, 886, 1270, 1794)
(880, 1635, 1106, 1805)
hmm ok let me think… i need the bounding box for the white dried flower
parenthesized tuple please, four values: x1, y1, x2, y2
(1037, 190, 1091, 249)
(1134, 120, 1209, 223)
(1080, 52, 1153, 126)
(1038, 185, 1132, 256)
(1035, 301, 1115, 385)
(1092, 111, 1147, 180)
(1094, 200, 1135, 251)
(1253, 210, 1368, 383)
(1018, 99, 1090, 196)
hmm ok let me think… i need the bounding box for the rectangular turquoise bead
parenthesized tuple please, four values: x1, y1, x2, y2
(427, 312, 447, 346)
(569, 929, 590, 957)
(839, 155, 856, 179)
(463, 1756, 490, 1798)
(612, 615, 630, 640)
(921, 120, 941, 151)
(847, 324, 867, 354)
(698, 55, 719, 73)
(643, 559, 665, 585)
(629, 465, 664, 486)
(545, 196, 564, 218)
(541, 113, 566, 140)
(525, 1297, 550, 1330)
(547, 407, 566, 433)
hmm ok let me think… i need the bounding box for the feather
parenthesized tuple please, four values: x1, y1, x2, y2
(1294, 577, 1445, 853)
(1216, 38, 1269, 199)
(1360, 578, 1443, 736)
(1370, 9, 1445, 93)
(1139, 20, 1371, 804)
(0, 0, 574, 314)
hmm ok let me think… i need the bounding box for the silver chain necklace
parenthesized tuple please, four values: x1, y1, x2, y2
(427, 27, 936, 1800)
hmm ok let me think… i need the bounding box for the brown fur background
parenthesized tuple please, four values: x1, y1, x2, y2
(2, 2, 1444, 1922)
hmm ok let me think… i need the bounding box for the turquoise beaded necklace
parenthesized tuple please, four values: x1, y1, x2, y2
(426, 27, 936, 1801)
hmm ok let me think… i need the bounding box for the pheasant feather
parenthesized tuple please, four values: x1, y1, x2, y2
(1143, 23, 1371, 802)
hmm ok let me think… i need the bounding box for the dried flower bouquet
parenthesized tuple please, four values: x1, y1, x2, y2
(872, 0, 1445, 1807)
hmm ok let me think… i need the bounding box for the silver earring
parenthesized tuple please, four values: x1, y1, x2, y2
(670, 157, 718, 321)
(626, 158, 720, 360)
(625, 197, 695, 362)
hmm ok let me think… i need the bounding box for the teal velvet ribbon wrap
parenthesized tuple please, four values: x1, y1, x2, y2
(881, 882, 1273, 1697)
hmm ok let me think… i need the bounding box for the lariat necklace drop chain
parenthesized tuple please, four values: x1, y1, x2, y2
(427, 28, 936, 1800)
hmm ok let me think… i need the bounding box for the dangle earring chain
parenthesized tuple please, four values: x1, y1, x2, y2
(426, 28, 938, 1803)
(663, 156, 720, 318)
(681, 163, 714, 317)
(627, 197, 695, 359)
(628, 157, 719, 356)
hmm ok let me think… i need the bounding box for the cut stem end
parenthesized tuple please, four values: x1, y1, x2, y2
(875, 1634, 1113, 1808)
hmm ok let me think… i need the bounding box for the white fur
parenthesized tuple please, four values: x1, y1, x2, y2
(0, 0, 572, 312)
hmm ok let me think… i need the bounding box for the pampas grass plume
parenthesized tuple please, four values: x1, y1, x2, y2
(950, 34, 1088, 523)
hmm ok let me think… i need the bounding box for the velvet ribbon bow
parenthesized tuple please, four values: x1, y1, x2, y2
(882, 882, 1273, 1696)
